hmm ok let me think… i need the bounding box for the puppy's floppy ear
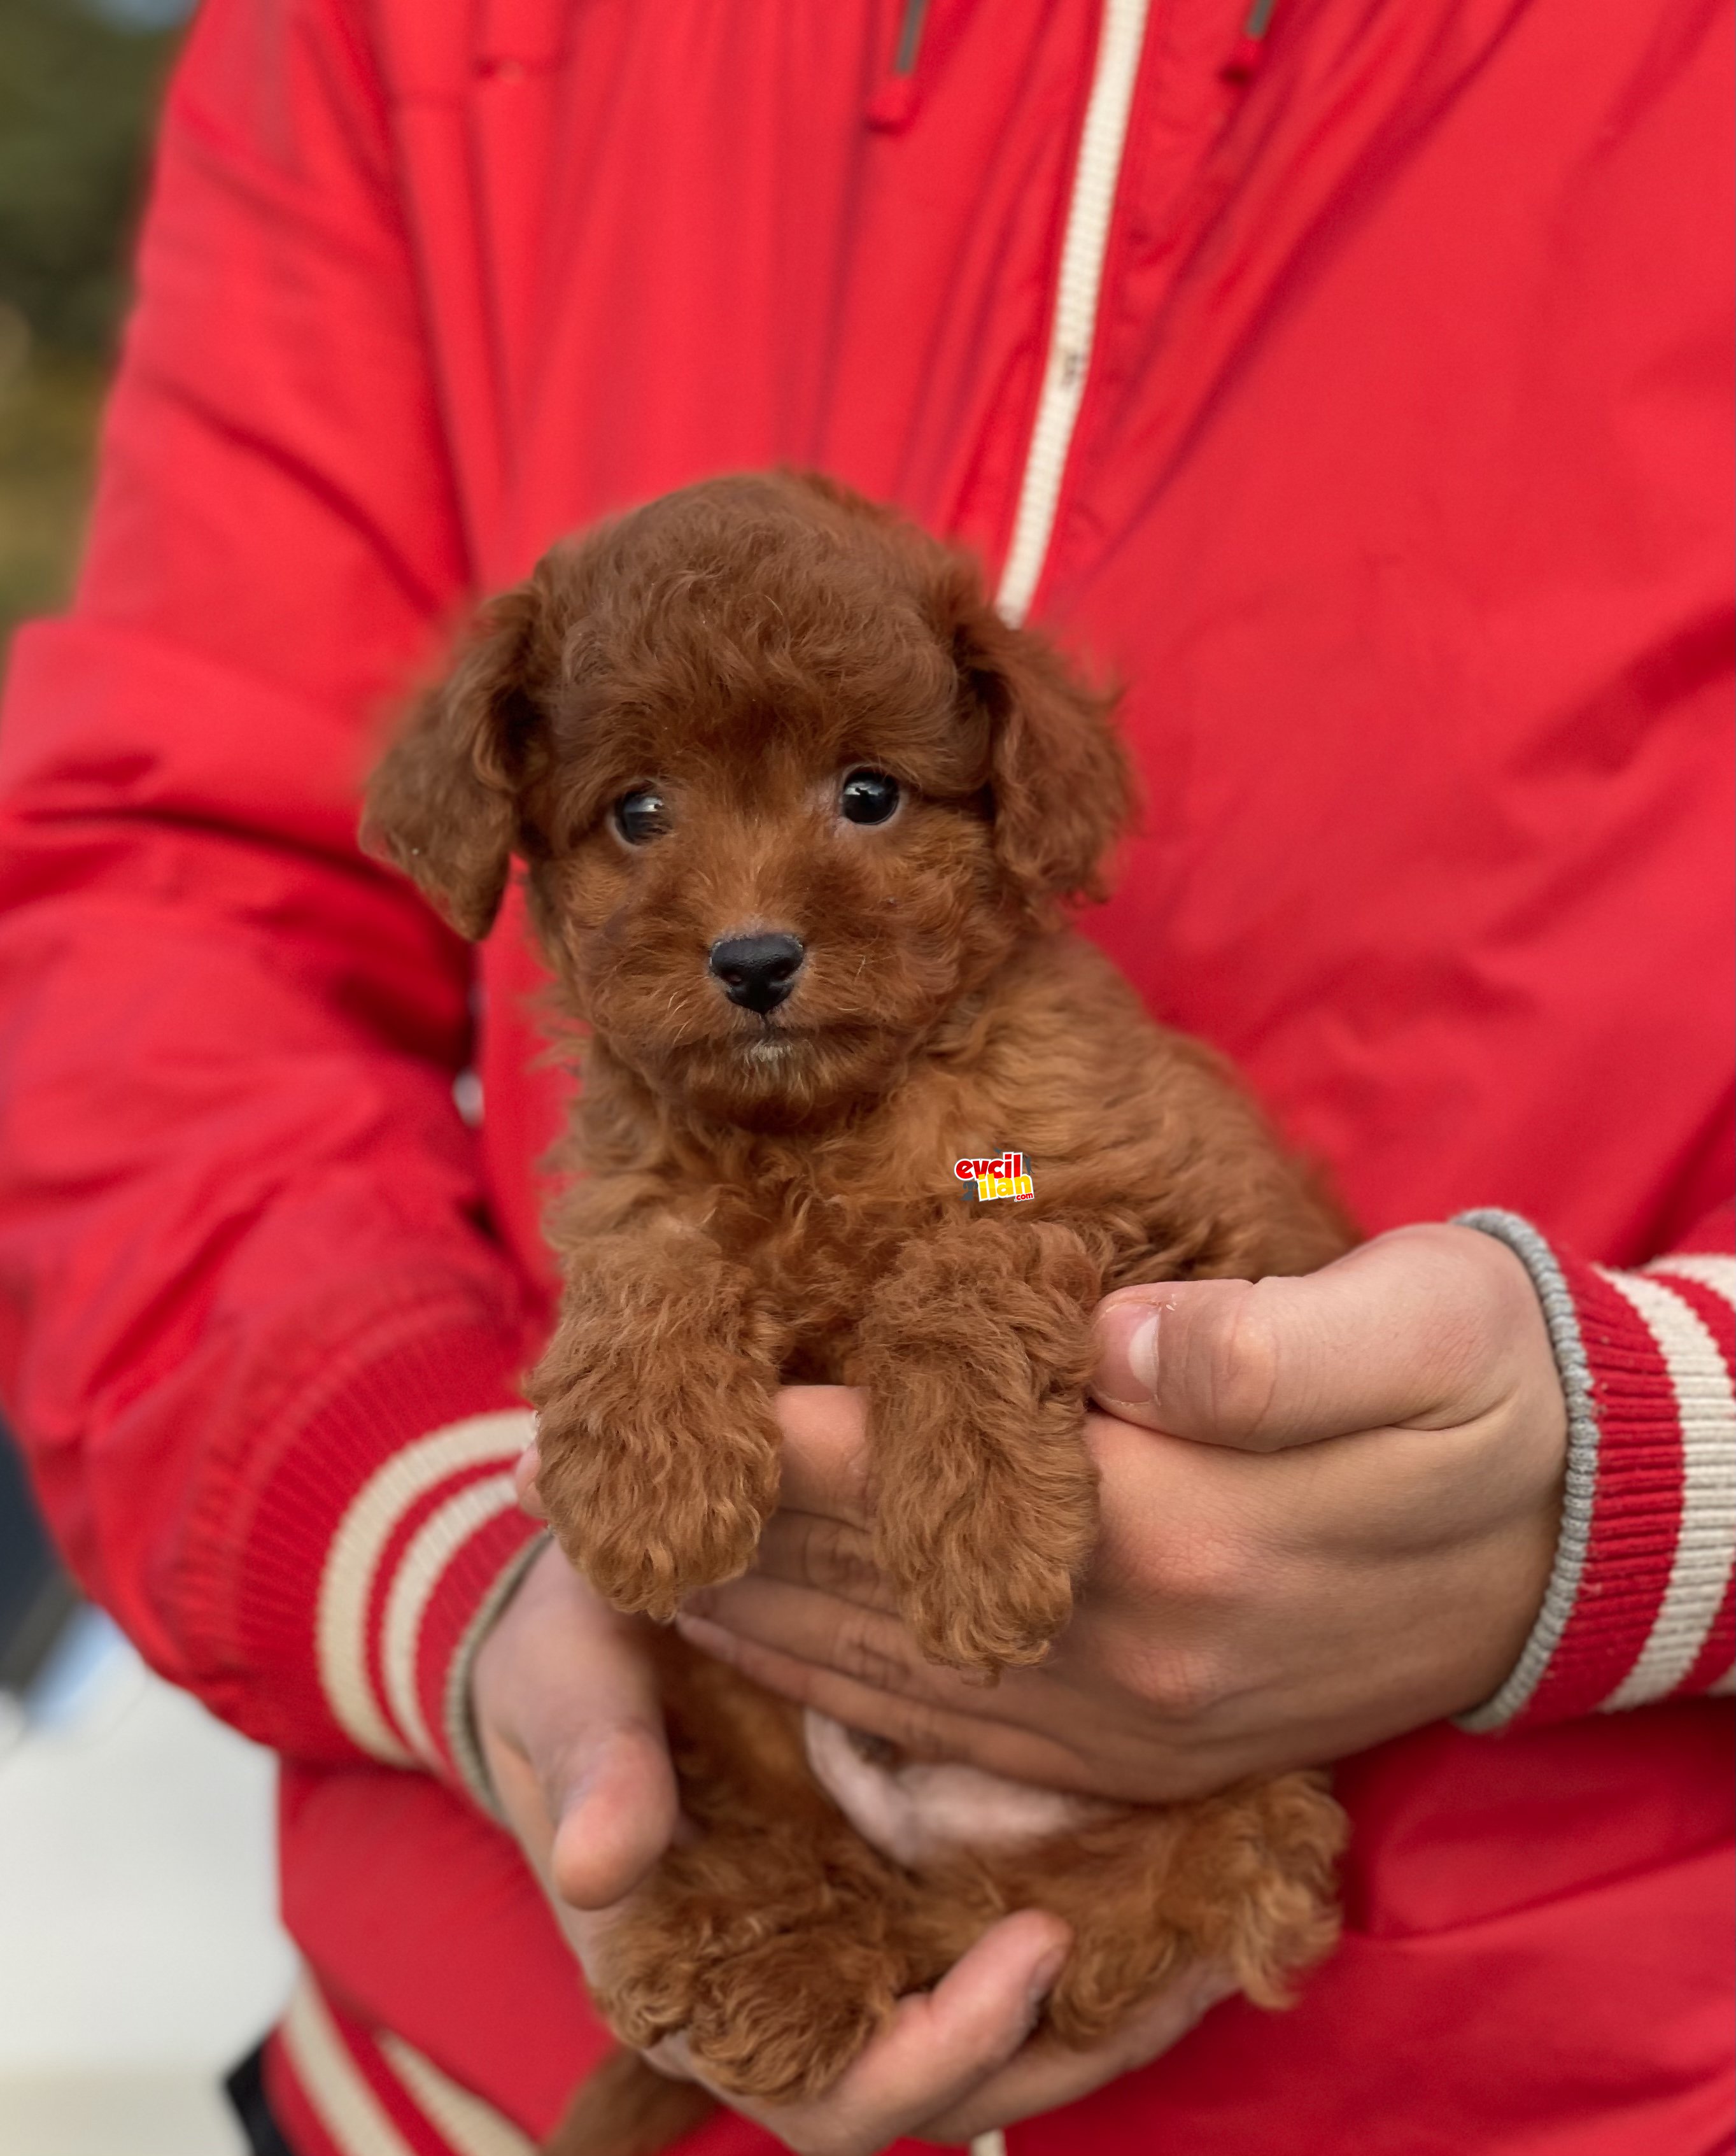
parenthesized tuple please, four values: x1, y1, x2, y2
(943, 565, 1132, 909)
(362, 580, 546, 939)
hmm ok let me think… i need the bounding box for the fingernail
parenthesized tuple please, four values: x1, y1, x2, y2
(511, 1445, 543, 1512)
(1094, 1303, 1159, 1408)
(1026, 1941, 1069, 2011)
(672, 1611, 737, 1661)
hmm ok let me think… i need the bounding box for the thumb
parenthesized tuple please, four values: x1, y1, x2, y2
(512, 1437, 547, 1518)
(1090, 1224, 1520, 1450)
(474, 1543, 679, 1911)
(549, 1708, 680, 1913)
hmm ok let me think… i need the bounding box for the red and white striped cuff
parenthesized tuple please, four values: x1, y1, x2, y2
(269, 1968, 539, 2156)
(1456, 1212, 1735, 1731)
(312, 1404, 544, 1802)
(226, 1308, 545, 1777)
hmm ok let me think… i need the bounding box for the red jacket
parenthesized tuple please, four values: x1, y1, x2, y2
(1, 3, 1731, 2152)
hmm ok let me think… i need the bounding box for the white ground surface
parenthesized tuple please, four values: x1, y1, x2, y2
(0, 1610, 296, 2155)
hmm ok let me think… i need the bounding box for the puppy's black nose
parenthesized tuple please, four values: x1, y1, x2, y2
(708, 933, 805, 1014)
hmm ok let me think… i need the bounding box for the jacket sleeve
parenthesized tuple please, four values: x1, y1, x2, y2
(1456, 1207, 1735, 1730)
(0, 0, 543, 1791)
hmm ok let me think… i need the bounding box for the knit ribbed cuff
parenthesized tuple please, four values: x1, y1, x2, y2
(310, 1396, 541, 1789)
(232, 1308, 542, 1794)
(1452, 1210, 1600, 1731)
(1454, 1211, 1735, 1730)
(269, 1969, 545, 2156)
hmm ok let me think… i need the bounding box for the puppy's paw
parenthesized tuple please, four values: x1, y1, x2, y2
(868, 1372, 1097, 1674)
(893, 1530, 1079, 1675)
(532, 1356, 780, 1619)
(596, 1833, 911, 2106)
(1178, 1772, 1346, 2006)
(566, 1490, 765, 1621)
(681, 1930, 896, 2104)
(861, 1227, 1104, 1676)
(1030, 1772, 1343, 2048)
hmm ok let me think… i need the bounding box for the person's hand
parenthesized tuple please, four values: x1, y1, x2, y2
(473, 1536, 681, 1917)
(644, 1962, 1231, 2155)
(474, 1539, 1227, 2152)
(672, 1224, 1567, 1801)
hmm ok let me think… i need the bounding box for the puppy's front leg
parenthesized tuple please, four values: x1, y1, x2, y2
(529, 1228, 787, 1620)
(856, 1217, 1104, 1674)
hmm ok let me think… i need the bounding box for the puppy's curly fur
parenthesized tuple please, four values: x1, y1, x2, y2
(366, 472, 1351, 2153)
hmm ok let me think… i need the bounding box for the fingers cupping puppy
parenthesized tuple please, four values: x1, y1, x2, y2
(470, 1548, 1214, 2155)
(490, 1223, 1566, 2144)
(677, 1227, 1567, 1799)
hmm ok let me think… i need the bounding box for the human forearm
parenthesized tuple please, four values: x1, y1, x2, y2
(0, 0, 543, 1775)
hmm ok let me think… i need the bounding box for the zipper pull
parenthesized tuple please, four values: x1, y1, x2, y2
(1222, 0, 1278, 82)
(868, 0, 931, 131)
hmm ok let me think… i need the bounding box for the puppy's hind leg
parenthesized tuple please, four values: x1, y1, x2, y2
(856, 1217, 1103, 1674)
(593, 1815, 924, 2108)
(541, 2051, 717, 2156)
(968, 1773, 1346, 2050)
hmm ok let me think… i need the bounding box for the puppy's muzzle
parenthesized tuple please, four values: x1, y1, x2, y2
(708, 933, 805, 1016)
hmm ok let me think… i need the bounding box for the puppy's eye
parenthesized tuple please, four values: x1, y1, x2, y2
(612, 788, 669, 846)
(838, 769, 901, 826)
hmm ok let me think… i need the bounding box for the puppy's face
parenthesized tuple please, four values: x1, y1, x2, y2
(365, 474, 1129, 1126)
(534, 678, 1012, 1121)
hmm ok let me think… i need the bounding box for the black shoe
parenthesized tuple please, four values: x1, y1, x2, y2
(225, 2043, 300, 2156)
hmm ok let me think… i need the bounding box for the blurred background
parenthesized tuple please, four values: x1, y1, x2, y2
(1, 4, 298, 2150)
(0, 0, 187, 649)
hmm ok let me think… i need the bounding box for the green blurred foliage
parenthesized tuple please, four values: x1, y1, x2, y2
(0, 346, 106, 639)
(0, 0, 181, 354)
(0, 0, 186, 651)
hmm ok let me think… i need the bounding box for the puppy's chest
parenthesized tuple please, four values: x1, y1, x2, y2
(700, 1175, 936, 1380)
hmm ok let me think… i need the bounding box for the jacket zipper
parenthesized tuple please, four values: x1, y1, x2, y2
(892, 0, 931, 73)
(869, 0, 933, 129)
(995, 0, 1153, 625)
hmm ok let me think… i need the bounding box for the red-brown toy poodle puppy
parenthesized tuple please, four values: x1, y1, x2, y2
(365, 471, 1350, 2155)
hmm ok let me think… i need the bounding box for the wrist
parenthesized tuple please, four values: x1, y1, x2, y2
(1449, 1212, 1590, 1730)
(452, 1523, 554, 1815)
(470, 1544, 681, 1918)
